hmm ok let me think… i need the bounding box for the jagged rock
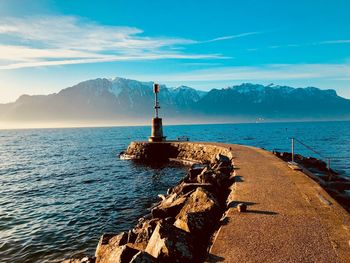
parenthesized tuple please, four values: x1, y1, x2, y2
(151, 194, 187, 218)
(160, 193, 177, 204)
(143, 213, 152, 220)
(80, 257, 95, 263)
(134, 229, 152, 250)
(95, 232, 128, 262)
(174, 187, 220, 238)
(127, 229, 137, 244)
(184, 164, 207, 182)
(135, 214, 154, 231)
(157, 194, 166, 201)
(130, 251, 157, 263)
(169, 181, 185, 194)
(133, 219, 160, 250)
(216, 162, 233, 175)
(214, 154, 231, 165)
(96, 244, 140, 263)
(211, 163, 219, 170)
(170, 182, 214, 196)
(164, 216, 175, 224)
(145, 222, 195, 262)
(197, 168, 216, 185)
(213, 170, 232, 189)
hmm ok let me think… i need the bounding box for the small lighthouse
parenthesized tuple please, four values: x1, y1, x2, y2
(149, 83, 166, 142)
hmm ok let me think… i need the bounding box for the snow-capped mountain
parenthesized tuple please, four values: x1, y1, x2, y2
(194, 83, 349, 119)
(0, 78, 349, 124)
(0, 78, 206, 122)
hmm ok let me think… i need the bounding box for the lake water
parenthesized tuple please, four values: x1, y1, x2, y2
(1, 121, 349, 262)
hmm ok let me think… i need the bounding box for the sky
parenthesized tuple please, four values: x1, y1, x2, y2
(0, 0, 350, 103)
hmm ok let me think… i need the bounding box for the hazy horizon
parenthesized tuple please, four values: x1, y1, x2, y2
(2, 117, 350, 131)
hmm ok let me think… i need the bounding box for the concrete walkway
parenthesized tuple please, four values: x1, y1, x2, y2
(208, 144, 350, 263)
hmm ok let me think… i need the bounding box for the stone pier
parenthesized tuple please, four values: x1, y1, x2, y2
(65, 141, 350, 263)
(125, 141, 350, 263)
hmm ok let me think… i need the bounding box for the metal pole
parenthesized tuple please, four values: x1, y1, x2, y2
(155, 92, 159, 118)
(292, 137, 295, 163)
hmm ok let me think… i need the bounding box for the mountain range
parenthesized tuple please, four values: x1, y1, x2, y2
(1, 77, 350, 127)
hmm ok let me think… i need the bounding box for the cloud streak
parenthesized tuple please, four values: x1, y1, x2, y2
(319, 40, 350, 45)
(129, 63, 350, 83)
(0, 15, 226, 69)
(203, 32, 261, 43)
(1, 53, 223, 70)
(258, 39, 350, 51)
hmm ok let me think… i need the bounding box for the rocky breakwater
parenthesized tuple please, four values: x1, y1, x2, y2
(64, 142, 236, 263)
(273, 151, 350, 212)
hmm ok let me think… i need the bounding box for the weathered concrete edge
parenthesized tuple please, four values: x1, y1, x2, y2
(125, 141, 234, 163)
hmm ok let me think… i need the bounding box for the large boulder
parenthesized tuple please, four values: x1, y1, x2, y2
(145, 222, 195, 262)
(96, 244, 140, 263)
(151, 194, 187, 218)
(213, 153, 231, 165)
(213, 170, 232, 190)
(215, 161, 233, 175)
(174, 187, 220, 238)
(130, 251, 157, 263)
(183, 164, 207, 183)
(133, 219, 160, 250)
(170, 182, 214, 196)
(95, 232, 128, 262)
(197, 167, 216, 185)
(127, 229, 138, 244)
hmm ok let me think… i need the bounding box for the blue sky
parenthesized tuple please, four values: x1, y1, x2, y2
(0, 0, 350, 102)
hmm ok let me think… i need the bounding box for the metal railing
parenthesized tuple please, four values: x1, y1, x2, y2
(290, 137, 350, 173)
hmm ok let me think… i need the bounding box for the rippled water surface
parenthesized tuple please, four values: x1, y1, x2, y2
(1, 121, 349, 262)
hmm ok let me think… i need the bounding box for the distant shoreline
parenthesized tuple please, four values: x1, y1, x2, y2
(1, 119, 350, 130)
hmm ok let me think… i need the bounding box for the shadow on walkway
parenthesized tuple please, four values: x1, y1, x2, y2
(245, 210, 278, 215)
(227, 200, 257, 208)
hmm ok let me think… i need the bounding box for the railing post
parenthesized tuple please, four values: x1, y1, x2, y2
(291, 137, 295, 163)
(327, 158, 331, 171)
(327, 158, 332, 181)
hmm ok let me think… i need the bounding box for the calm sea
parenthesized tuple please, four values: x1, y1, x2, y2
(0, 121, 349, 262)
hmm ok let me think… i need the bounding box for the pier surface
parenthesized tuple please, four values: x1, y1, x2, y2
(209, 144, 350, 263)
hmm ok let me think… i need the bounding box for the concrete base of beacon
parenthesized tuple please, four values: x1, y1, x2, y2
(148, 117, 166, 142)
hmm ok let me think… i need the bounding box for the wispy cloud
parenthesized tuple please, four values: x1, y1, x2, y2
(203, 32, 261, 43)
(130, 63, 350, 83)
(256, 39, 350, 51)
(0, 15, 225, 70)
(319, 40, 350, 45)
